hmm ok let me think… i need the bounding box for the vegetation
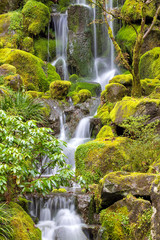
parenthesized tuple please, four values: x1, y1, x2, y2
(0, 204, 13, 239)
(0, 110, 74, 202)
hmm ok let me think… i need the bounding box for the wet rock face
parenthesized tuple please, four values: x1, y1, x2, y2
(44, 97, 99, 137)
(68, 5, 93, 76)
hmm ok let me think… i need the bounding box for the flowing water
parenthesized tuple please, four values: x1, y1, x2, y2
(51, 13, 69, 79)
(30, 1, 118, 239)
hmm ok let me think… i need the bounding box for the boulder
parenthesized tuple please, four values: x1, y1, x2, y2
(0, 63, 16, 76)
(49, 80, 71, 100)
(99, 194, 152, 240)
(96, 125, 114, 139)
(141, 78, 160, 96)
(100, 171, 156, 207)
(4, 74, 23, 91)
(68, 5, 93, 76)
(0, 48, 60, 91)
(109, 74, 133, 88)
(101, 83, 127, 104)
(95, 103, 112, 126)
(110, 96, 160, 125)
(140, 47, 160, 80)
(75, 137, 129, 184)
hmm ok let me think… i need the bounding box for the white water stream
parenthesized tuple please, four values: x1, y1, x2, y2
(31, 1, 119, 239)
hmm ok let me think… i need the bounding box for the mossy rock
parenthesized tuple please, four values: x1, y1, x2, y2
(4, 74, 23, 91)
(72, 89, 91, 104)
(110, 96, 160, 125)
(149, 86, 160, 99)
(101, 83, 127, 104)
(121, 0, 156, 22)
(75, 137, 129, 184)
(99, 194, 152, 240)
(34, 38, 56, 61)
(0, 48, 60, 91)
(95, 103, 113, 125)
(22, 0, 50, 35)
(69, 74, 79, 82)
(50, 80, 71, 100)
(96, 125, 114, 139)
(141, 78, 160, 96)
(0, 63, 16, 76)
(22, 37, 34, 54)
(2, 202, 41, 240)
(140, 47, 160, 80)
(116, 25, 140, 58)
(109, 74, 133, 87)
(26, 91, 43, 98)
(68, 81, 101, 97)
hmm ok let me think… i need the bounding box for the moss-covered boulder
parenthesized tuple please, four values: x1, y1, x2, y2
(140, 47, 160, 80)
(95, 103, 113, 126)
(75, 137, 129, 184)
(69, 81, 101, 97)
(141, 78, 160, 96)
(68, 5, 93, 76)
(101, 83, 127, 104)
(22, 0, 50, 35)
(100, 171, 156, 204)
(121, 0, 156, 22)
(109, 74, 133, 87)
(34, 38, 56, 61)
(72, 89, 91, 104)
(3, 202, 41, 240)
(96, 125, 114, 139)
(0, 63, 16, 76)
(69, 74, 79, 82)
(4, 74, 23, 90)
(99, 194, 152, 240)
(0, 48, 60, 91)
(22, 37, 34, 54)
(50, 80, 71, 100)
(110, 96, 160, 125)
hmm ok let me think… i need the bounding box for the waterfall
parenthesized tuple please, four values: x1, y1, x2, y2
(52, 13, 69, 80)
(30, 196, 88, 240)
(59, 112, 66, 141)
(75, 0, 87, 5)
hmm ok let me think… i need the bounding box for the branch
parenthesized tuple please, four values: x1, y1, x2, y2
(143, 6, 160, 39)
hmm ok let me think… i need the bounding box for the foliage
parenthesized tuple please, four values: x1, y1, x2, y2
(120, 116, 160, 172)
(0, 110, 74, 201)
(0, 204, 13, 239)
(0, 92, 44, 122)
(34, 38, 56, 61)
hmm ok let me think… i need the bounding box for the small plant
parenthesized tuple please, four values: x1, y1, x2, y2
(0, 204, 13, 239)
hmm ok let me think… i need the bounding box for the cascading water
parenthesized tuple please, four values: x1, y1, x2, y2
(30, 196, 89, 240)
(52, 13, 69, 80)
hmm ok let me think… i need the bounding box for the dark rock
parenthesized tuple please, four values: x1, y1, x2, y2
(90, 118, 102, 138)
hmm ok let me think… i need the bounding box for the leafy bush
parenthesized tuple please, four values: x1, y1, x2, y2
(0, 110, 74, 202)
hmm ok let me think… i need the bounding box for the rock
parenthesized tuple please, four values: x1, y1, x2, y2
(49, 80, 71, 100)
(100, 171, 156, 207)
(0, 48, 60, 91)
(72, 89, 92, 104)
(90, 118, 102, 138)
(110, 96, 160, 125)
(140, 47, 160, 80)
(99, 194, 152, 240)
(121, 0, 157, 22)
(22, 0, 50, 35)
(95, 103, 112, 126)
(116, 25, 160, 60)
(75, 137, 129, 184)
(141, 78, 160, 96)
(101, 83, 127, 104)
(68, 5, 93, 76)
(4, 74, 23, 91)
(109, 74, 133, 88)
(0, 63, 16, 76)
(34, 38, 56, 61)
(96, 125, 114, 139)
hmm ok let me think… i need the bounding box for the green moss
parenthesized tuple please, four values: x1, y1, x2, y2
(95, 104, 112, 125)
(68, 81, 101, 97)
(0, 64, 16, 75)
(141, 78, 160, 96)
(52, 188, 67, 193)
(22, 0, 50, 35)
(96, 125, 114, 139)
(110, 96, 160, 124)
(26, 91, 43, 98)
(73, 89, 91, 104)
(101, 83, 127, 103)
(50, 80, 71, 100)
(139, 47, 160, 79)
(0, 41, 3, 48)
(75, 137, 128, 184)
(121, 0, 156, 21)
(4, 74, 23, 91)
(116, 25, 140, 58)
(149, 86, 160, 99)
(9, 202, 41, 240)
(58, 0, 70, 12)
(0, 48, 60, 91)
(109, 74, 133, 87)
(69, 74, 79, 82)
(22, 37, 34, 54)
(34, 38, 56, 61)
